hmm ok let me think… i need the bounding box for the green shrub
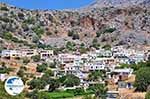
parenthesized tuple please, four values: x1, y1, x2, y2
(68, 30, 74, 37)
(28, 78, 47, 90)
(2, 32, 13, 40)
(31, 55, 41, 62)
(66, 41, 76, 51)
(88, 84, 107, 98)
(102, 44, 111, 50)
(145, 91, 150, 99)
(96, 32, 102, 37)
(23, 58, 30, 65)
(92, 38, 100, 49)
(134, 67, 150, 92)
(36, 63, 48, 72)
(33, 26, 44, 38)
(59, 74, 80, 87)
(0, 66, 13, 74)
(104, 28, 116, 33)
(11, 37, 19, 42)
(24, 17, 35, 24)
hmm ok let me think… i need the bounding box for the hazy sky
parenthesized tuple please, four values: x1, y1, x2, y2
(0, 0, 94, 10)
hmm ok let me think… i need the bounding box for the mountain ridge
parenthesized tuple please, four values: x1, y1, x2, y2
(0, 2, 150, 50)
(88, 0, 150, 8)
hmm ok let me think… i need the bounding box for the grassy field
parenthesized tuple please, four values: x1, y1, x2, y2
(37, 89, 94, 99)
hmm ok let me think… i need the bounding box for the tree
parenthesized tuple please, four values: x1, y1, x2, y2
(40, 70, 58, 92)
(59, 74, 80, 87)
(145, 91, 150, 99)
(17, 66, 28, 83)
(134, 67, 150, 92)
(31, 55, 40, 62)
(92, 38, 100, 49)
(26, 89, 38, 99)
(88, 70, 104, 81)
(36, 63, 48, 72)
(42, 70, 54, 80)
(48, 78, 59, 92)
(0, 64, 13, 74)
(23, 57, 30, 65)
(88, 84, 107, 99)
(28, 78, 47, 90)
(17, 69, 25, 78)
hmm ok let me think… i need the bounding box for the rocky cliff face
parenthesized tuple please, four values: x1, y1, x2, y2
(0, 2, 150, 49)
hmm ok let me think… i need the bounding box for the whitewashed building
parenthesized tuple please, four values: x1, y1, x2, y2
(1, 50, 21, 58)
(40, 50, 53, 60)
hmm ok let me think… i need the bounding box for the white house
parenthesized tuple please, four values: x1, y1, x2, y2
(96, 49, 113, 57)
(1, 49, 39, 58)
(129, 51, 145, 64)
(40, 50, 53, 60)
(64, 63, 80, 74)
(1, 50, 21, 58)
(114, 56, 130, 64)
(21, 49, 38, 57)
(1, 50, 12, 57)
(58, 54, 77, 64)
(64, 63, 89, 83)
(112, 68, 133, 78)
(84, 61, 105, 71)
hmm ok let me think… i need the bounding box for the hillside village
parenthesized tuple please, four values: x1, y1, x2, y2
(0, 0, 150, 99)
(0, 45, 150, 99)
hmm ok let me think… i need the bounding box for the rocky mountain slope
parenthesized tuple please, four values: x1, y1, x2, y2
(0, 1, 150, 49)
(89, 0, 150, 8)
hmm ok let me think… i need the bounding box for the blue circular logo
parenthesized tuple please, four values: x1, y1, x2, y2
(5, 76, 24, 96)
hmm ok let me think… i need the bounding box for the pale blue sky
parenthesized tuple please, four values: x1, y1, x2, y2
(0, 0, 95, 10)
